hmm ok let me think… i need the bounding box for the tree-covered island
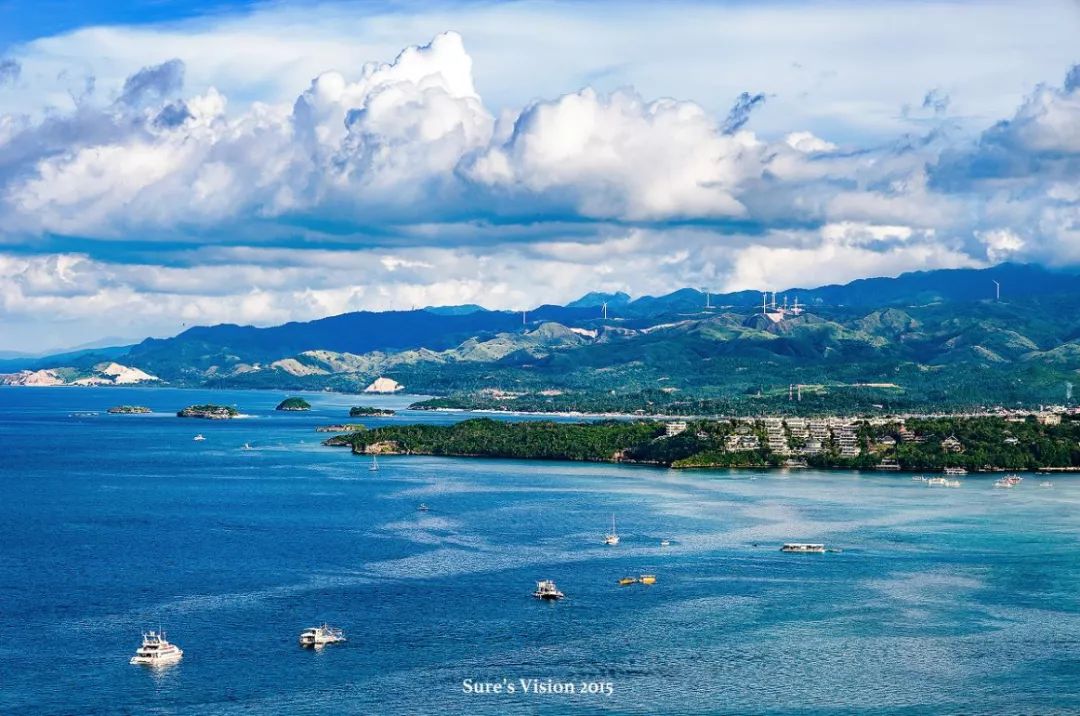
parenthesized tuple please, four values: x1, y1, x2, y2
(107, 405, 151, 414)
(324, 414, 1080, 471)
(275, 397, 311, 411)
(349, 406, 395, 417)
(177, 404, 239, 419)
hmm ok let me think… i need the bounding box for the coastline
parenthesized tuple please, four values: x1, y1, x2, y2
(333, 445, 1050, 474)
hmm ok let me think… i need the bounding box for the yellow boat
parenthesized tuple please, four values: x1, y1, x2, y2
(639, 574, 657, 585)
(618, 577, 637, 586)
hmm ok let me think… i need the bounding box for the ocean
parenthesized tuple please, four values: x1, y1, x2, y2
(1, 387, 1079, 715)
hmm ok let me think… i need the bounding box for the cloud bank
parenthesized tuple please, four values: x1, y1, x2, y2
(0, 17, 1078, 351)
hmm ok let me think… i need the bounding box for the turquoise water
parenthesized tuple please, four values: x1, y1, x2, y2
(2, 387, 1079, 715)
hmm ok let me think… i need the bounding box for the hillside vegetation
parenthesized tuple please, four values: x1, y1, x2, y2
(327, 416, 1080, 471)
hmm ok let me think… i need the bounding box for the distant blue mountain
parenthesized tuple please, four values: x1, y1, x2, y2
(566, 291, 631, 308)
(15, 263, 1080, 382)
(423, 304, 489, 315)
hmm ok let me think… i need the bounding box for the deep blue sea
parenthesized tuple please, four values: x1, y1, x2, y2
(2, 387, 1080, 715)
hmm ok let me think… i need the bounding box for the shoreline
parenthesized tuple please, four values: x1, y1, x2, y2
(331, 444, 1052, 474)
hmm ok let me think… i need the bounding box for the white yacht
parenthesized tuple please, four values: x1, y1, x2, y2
(780, 543, 826, 553)
(299, 624, 346, 648)
(533, 580, 565, 601)
(943, 467, 967, 476)
(129, 631, 183, 666)
(193, 434, 206, 442)
(603, 514, 619, 546)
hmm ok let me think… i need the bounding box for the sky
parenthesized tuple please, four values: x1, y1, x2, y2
(1, 0, 1079, 352)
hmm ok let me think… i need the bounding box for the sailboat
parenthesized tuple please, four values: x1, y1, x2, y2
(369, 454, 379, 472)
(604, 514, 620, 546)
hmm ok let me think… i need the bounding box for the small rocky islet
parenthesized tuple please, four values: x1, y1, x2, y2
(349, 406, 395, 417)
(177, 404, 239, 419)
(106, 405, 152, 414)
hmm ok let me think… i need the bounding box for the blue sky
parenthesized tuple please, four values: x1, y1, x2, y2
(0, 0, 1079, 352)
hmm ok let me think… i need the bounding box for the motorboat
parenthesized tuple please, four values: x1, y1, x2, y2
(638, 574, 657, 585)
(193, 434, 206, 442)
(780, 543, 826, 553)
(533, 580, 564, 600)
(417, 503, 430, 512)
(618, 577, 637, 586)
(299, 624, 346, 648)
(129, 631, 183, 666)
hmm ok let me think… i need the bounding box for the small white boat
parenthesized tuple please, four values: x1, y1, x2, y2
(533, 580, 565, 600)
(130, 631, 183, 666)
(926, 477, 949, 487)
(242, 442, 253, 450)
(299, 624, 346, 648)
(1040, 480, 1054, 488)
(369, 455, 379, 472)
(193, 434, 206, 442)
(780, 543, 826, 553)
(417, 503, 429, 512)
(912, 475, 926, 481)
(603, 514, 619, 546)
(944, 467, 968, 476)
(660, 539, 671, 547)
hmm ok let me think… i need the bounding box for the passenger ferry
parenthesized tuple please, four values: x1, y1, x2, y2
(299, 624, 346, 648)
(533, 580, 565, 600)
(943, 467, 967, 476)
(780, 543, 826, 553)
(129, 631, 183, 666)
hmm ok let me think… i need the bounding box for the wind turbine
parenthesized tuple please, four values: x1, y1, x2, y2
(992, 280, 1000, 301)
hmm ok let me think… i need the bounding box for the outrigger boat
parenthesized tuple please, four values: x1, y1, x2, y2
(780, 543, 826, 553)
(994, 474, 1023, 489)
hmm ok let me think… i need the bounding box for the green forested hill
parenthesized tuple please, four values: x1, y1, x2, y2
(18, 264, 1080, 415)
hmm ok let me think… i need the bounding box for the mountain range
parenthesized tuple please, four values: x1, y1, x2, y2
(5, 263, 1080, 414)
